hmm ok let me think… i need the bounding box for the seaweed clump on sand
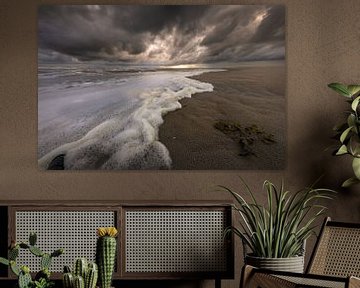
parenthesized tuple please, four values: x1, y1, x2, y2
(214, 120, 276, 156)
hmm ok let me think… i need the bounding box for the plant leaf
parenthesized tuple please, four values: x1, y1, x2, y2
(352, 157, 360, 179)
(336, 145, 348, 155)
(0, 257, 9, 266)
(10, 261, 20, 276)
(347, 85, 360, 97)
(347, 114, 356, 128)
(340, 126, 353, 143)
(350, 136, 360, 156)
(342, 177, 360, 188)
(328, 83, 350, 97)
(222, 179, 335, 258)
(351, 96, 360, 111)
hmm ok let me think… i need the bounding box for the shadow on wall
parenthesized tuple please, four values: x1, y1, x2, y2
(304, 110, 360, 217)
(289, 108, 360, 266)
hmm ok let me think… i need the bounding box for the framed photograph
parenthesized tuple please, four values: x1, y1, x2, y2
(38, 5, 285, 170)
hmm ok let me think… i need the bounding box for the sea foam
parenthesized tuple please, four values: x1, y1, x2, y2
(38, 69, 223, 169)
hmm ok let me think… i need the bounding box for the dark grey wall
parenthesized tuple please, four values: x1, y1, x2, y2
(1, 1, 359, 287)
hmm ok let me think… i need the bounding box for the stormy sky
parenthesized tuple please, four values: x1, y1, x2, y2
(38, 5, 285, 65)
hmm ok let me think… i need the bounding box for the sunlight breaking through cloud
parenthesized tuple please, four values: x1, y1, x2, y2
(38, 5, 285, 65)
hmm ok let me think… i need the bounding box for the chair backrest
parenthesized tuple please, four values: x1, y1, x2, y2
(307, 217, 360, 277)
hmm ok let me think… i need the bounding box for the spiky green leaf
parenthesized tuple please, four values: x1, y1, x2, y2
(328, 83, 351, 97)
(222, 179, 335, 258)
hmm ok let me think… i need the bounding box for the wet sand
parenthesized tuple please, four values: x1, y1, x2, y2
(158, 62, 286, 170)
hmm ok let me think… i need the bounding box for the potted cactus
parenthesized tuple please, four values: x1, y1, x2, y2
(62, 258, 98, 288)
(0, 232, 63, 288)
(96, 227, 118, 288)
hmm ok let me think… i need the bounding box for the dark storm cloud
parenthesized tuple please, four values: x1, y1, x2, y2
(112, 5, 209, 34)
(38, 5, 285, 64)
(251, 5, 285, 43)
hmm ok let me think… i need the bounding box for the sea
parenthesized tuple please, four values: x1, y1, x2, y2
(38, 63, 224, 170)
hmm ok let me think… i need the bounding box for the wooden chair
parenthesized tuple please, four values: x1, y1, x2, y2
(241, 217, 360, 288)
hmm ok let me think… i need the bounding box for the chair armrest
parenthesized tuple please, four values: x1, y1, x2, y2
(240, 265, 296, 288)
(349, 276, 360, 288)
(240, 265, 349, 288)
(240, 265, 254, 288)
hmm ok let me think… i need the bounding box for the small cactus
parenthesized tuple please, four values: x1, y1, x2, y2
(29, 245, 44, 257)
(63, 259, 98, 288)
(62, 265, 74, 288)
(29, 232, 37, 246)
(10, 260, 20, 276)
(74, 275, 85, 288)
(96, 227, 118, 288)
(85, 263, 98, 288)
(41, 253, 52, 270)
(35, 268, 50, 281)
(19, 243, 30, 249)
(74, 258, 88, 279)
(63, 272, 74, 288)
(0, 232, 64, 288)
(51, 248, 64, 257)
(9, 247, 19, 260)
(18, 269, 32, 288)
(21, 265, 30, 274)
(64, 265, 72, 273)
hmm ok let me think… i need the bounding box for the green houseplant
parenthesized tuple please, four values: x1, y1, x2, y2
(328, 83, 360, 187)
(222, 179, 334, 272)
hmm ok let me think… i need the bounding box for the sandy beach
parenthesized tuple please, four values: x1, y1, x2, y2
(159, 62, 286, 170)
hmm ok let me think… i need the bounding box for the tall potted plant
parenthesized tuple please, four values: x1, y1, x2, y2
(222, 179, 334, 273)
(328, 83, 360, 187)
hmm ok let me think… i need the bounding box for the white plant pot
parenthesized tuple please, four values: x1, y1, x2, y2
(245, 254, 305, 273)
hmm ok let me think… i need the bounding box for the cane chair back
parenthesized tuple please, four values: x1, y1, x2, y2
(307, 217, 360, 278)
(241, 218, 360, 288)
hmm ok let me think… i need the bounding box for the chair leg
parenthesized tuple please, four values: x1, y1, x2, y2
(215, 278, 221, 288)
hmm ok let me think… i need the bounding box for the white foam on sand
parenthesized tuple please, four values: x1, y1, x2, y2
(38, 69, 224, 170)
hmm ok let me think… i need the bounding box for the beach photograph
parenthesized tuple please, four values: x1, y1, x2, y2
(38, 5, 286, 170)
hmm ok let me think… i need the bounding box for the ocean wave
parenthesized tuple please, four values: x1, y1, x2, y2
(38, 70, 221, 170)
